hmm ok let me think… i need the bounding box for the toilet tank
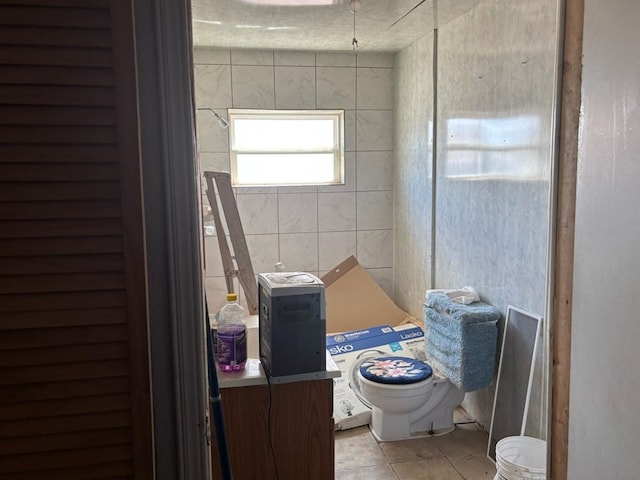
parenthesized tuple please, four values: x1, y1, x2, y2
(424, 293, 500, 392)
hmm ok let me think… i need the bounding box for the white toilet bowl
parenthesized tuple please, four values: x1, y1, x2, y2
(357, 356, 465, 442)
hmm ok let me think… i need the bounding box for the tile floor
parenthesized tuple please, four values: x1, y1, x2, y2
(334, 408, 497, 480)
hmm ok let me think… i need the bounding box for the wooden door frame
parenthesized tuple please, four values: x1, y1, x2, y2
(550, 0, 584, 478)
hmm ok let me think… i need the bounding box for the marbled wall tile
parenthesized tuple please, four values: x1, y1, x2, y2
(356, 52, 394, 68)
(275, 66, 316, 109)
(318, 151, 356, 193)
(316, 52, 356, 67)
(235, 186, 278, 194)
(357, 229, 392, 268)
(202, 193, 232, 235)
(435, 0, 555, 433)
(356, 110, 394, 151)
(318, 231, 356, 270)
(204, 235, 225, 277)
(194, 65, 232, 108)
(231, 65, 275, 109)
(194, 47, 230, 65)
(206, 276, 239, 314)
(357, 191, 393, 230)
(277, 185, 318, 194)
(357, 151, 393, 191)
(357, 68, 394, 110)
(275, 51, 316, 66)
(365, 268, 394, 300)
(279, 233, 318, 272)
(278, 193, 318, 233)
(316, 67, 356, 109)
(199, 152, 230, 190)
(318, 192, 356, 232)
(393, 32, 434, 321)
(196, 114, 229, 153)
(245, 234, 279, 274)
(236, 193, 278, 234)
(231, 49, 274, 65)
(345, 110, 356, 152)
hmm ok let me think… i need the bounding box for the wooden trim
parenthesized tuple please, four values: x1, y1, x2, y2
(551, 0, 584, 478)
(0, 219, 121, 238)
(0, 106, 116, 125)
(0, 163, 119, 181)
(0, 26, 112, 48)
(0, 182, 121, 202)
(0, 411, 131, 438)
(0, 444, 132, 474)
(0, 462, 133, 480)
(0, 377, 130, 403)
(0, 144, 117, 162)
(109, 1, 155, 478)
(0, 237, 123, 256)
(0, 342, 128, 367)
(0, 45, 113, 67)
(0, 5, 111, 29)
(0, 254, 124, 275)
(0, 85, 115, 106)
(0, 360, 129, 385)
(0, 428, 132, 456)
(0, 325, 128, 350)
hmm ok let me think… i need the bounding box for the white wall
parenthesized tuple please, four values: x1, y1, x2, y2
(193, 49, 395, 313)
(568, 0, 640, 477)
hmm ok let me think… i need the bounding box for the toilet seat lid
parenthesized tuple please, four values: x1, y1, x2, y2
(359, 356, 433, 385)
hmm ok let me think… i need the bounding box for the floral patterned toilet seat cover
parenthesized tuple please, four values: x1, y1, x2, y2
(359, 356, 433, 385)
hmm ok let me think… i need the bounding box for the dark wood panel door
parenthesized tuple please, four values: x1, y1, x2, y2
(0, 1, 153, 478)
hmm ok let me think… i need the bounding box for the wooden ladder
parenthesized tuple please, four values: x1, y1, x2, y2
(203, 171, 258, 315)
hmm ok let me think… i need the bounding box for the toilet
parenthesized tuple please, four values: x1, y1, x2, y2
(357, 355, 465, 442)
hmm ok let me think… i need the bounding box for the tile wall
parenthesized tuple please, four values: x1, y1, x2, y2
(193, 48, 395, 313)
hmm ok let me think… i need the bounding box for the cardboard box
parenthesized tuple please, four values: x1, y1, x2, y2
(321, 256, 425, 430)
(321, 256, 419, 334)
(329, 323, 426, 430)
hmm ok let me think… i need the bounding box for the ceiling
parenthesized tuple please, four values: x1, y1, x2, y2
(191, 0, 485, 52)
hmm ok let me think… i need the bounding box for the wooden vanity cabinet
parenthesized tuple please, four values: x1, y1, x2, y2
(211, 378, 335, 480)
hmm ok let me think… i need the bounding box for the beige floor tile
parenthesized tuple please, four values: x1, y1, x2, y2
(335, 426, 388, 470)
(433, 424, 490, 458)
(335, 464, 399, 480)
(453, 406, 474, 424)
(378, 437, 444, 463)
(448, 454, 497, 479)
(391, 458, 464, 480)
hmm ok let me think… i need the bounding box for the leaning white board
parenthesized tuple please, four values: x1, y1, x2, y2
(487, 305, 543, 461)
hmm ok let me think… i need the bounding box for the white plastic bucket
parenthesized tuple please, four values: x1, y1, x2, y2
(495, 436, 546, 480)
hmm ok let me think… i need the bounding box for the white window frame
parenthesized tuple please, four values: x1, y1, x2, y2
(228, 109, 345, 187)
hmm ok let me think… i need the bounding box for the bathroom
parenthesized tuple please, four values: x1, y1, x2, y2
(194, 0, 554, 479)
(2, 0, 639, 478)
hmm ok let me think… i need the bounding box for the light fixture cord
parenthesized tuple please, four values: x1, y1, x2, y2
(352, 2, 358, 51)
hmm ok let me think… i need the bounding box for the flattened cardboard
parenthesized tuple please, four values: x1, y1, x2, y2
(321, 256, 418, 334)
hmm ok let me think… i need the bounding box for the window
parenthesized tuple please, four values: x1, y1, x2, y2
(228, 109, 344, 187)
